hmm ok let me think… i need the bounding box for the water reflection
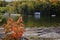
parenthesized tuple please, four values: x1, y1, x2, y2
(51, 14, 56, 17)
(34, 12, 40, 19)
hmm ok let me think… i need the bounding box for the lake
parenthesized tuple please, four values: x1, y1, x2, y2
(23, 13, 60, 27)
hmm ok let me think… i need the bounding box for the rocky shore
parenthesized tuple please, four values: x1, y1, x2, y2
(0, 27, 60, 40)
(23, 27, 60, 40)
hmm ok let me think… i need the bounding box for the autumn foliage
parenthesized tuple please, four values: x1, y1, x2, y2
(3, 16, 25, 40)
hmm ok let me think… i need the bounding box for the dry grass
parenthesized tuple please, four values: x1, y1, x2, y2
(27, 36, 60, 40)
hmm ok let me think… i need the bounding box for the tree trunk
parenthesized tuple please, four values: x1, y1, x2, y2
(9, 13, 11, 17)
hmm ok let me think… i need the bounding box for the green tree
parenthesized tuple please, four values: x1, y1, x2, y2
(6, 5, 14, 17)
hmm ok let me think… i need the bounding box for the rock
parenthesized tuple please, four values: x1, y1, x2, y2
(39, 32, 60, 38)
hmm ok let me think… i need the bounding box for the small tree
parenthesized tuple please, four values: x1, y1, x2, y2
(3, 16, 25, 40)
(6, 5, 14, 17)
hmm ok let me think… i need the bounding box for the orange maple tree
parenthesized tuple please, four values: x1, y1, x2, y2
(4, 16, 25, 40)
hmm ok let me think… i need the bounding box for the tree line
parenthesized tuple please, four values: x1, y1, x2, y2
(0, 1, 60, 16)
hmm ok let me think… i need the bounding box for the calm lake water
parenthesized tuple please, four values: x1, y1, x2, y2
(23, 13, 60, 27)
